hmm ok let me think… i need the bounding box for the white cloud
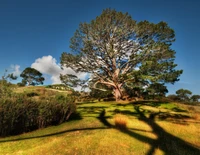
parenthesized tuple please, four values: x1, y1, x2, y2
(10, 64, 21, 76)
(31, 55, 88, 85)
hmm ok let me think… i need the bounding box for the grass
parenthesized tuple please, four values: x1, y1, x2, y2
(0, 94, 200, 154)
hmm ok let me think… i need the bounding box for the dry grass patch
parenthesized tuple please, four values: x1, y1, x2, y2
(114, 114, 128, 130)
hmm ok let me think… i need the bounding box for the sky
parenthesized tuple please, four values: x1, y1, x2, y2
(0, 0, 200, 95)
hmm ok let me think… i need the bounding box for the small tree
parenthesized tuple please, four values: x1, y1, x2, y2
(20, 67, 45, 86)
(176, 89, 192, 102)
(190, 95, 200, 102)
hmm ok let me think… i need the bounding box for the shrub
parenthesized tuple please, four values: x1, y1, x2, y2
(114, 114, 128, 130)
(0, 94, 76, 137)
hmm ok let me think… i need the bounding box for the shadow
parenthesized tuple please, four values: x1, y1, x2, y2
(108, 108, 138, 116)
(108, 107, 191, 125)
(2, 102, 200, 154)
(97, 107, 200, 155)
(158, 112, 190, 120)
(97, 109, 112, 127)
(78, 106, 108, 109)
(67, 112, 83, 122)
(172, 107, 188, 112)
(110, 103, 131, 107)
(76, 101, 96, 105)
(135, 106, 200, 154)
(0, 127, 109, 143)
(132, 100, 165, 107)
(77, 106, 108, 117)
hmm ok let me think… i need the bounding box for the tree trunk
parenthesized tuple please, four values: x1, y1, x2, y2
(114, 87, 123, 101)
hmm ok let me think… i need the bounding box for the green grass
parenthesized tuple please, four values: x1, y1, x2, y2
(0, 100, 200, 155)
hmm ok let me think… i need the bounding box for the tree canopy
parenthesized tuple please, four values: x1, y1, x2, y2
(61, 8, 182, 100)
(176, 89, 192, 101)
(20, 67, 45, 86)
(190, 95, 200, 102)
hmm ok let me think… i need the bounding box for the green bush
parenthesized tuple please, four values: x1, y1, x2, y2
(0, 94, 76, 137)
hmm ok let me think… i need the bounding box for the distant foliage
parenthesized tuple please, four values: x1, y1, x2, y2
(167, 88, 200, 104)
(176, 89, 192, 102)
(167, 94, 180, 101)
(0, 94, 76, 137)
(20, 67, 45, 86)
(190, 95, 200, 103)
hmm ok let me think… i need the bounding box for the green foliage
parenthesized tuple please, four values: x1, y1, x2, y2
(0, 80, 12, 98)
(190, 95, 200, 102)
(0, 70, 18, 98)
(90, 83, 113, 100)
(167, 94, 180, 101)
(17, 79, 27, 87)
(60, 74, 81, 88)
(145, 83, 168, 99)
(0, 94, 75, 137)
(20, 67, 45, 86)
(176, 89, 192, 102)
(0, 101, 200, 154)
(0, 73, 75, 137)
(61, 8, 182, 100)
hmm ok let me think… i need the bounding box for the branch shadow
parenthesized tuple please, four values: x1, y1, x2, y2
(0, 126, 109, 143)
(97, 107, 200, 155)
(1, 102, 200, 155)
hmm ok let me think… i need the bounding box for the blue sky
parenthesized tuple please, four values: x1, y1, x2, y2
(0, 0, 200, 95)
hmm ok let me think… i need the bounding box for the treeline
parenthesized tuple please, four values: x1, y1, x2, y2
(167, 89, 200, 104)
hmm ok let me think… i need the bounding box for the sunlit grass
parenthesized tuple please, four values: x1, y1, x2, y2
(0, 100, 200, 154)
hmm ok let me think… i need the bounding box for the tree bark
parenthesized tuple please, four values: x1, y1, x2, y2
(113, 86, 123, 101)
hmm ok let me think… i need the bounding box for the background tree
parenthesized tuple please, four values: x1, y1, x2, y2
(167, 94, 179, 101)
(190, 95, 200, 102)
(61, 8, 182, 100)
(20, 67, 45, 86)
(176, 89, 192, 102)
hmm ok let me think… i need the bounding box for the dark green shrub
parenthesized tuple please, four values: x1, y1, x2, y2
(26, 92, 39, 97)
(0, 95, 75, 137)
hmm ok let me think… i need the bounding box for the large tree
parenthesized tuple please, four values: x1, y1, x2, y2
(20, 67, 45, 86)
(61, 9, 182, 100)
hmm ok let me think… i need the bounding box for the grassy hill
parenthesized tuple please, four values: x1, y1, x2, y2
(0, 86, 200, 154)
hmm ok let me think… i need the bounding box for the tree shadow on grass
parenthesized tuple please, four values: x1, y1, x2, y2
(1, 102, 200, 155)
(97, 107, 200, 155)
(67, 112, 83, 122)
(172, 107, 188, 112)
(0, 127, 109, 143)
(132, 100, 164, 107)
